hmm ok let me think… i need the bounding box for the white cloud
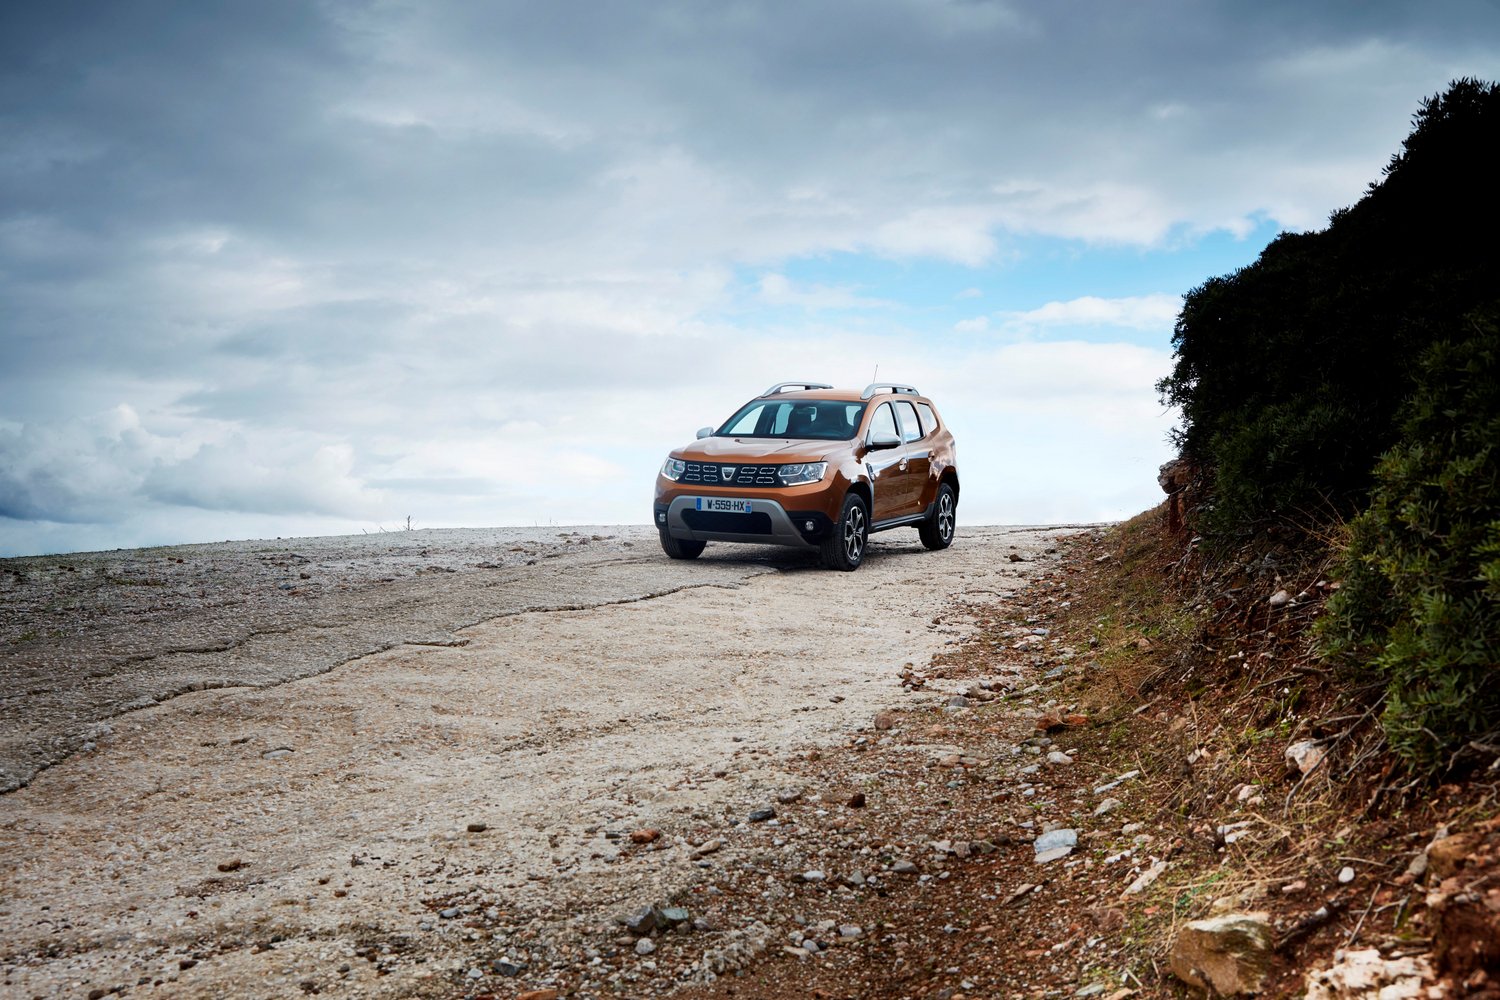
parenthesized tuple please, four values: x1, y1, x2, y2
(997, 294, 1183, 335)
(954, 316, 991, 333)
(758, 273, 893, 310)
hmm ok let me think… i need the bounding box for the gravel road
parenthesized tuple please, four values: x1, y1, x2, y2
(0, 523, 1083, 998)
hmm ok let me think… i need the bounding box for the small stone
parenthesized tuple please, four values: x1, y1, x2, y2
(1281, 879, 1307, 894)
(623, 906, 657, 935)
(517, 991, 559, 1000)
(1034, 828, 1078, 853)
(801, 870, 826, 882)
(1269, 589, 1291, 607)
(217, 859, 243, 873)
(179, 958, 198, 970)
(1094, 797, 1121, 816)
(776, 788, 804, 804)
(802, 938, 820, 953)
(261, 748, 293, 760)
(690, 838, 723, 858)
(1124, 859, 1169, 895)
(629, 828, 661, 844)
(839, 924, 863, 938)
(846, 791, 866, 809)
(659, 906, 690, 927)
(1285, 740, 1327, 775)
(492, 959, 526, 977)
(635, 937, 656, 956)
(466, 822, 488, 833)
(946, 695, 969, 708)
(1047, 751, 1074, 765)
(466, 967, 484, 979)
(748, 807, 776, 823)
(439, 907, 460, 919)
(892, 859, 919, 874)
(873, 712, 896, 731)
(1337, 866, 1355, 884)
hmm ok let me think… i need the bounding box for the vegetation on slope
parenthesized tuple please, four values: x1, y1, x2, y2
(1157, 79, 1500, 773)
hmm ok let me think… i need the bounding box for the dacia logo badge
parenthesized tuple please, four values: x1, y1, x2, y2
(721, 467, 737, 480)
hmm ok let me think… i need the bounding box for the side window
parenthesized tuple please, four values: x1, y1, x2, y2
(914, 402, 938, 436)
(868, 402, 898, 443)
(725, 404, 764, 435)
(894, 401, 921, 443)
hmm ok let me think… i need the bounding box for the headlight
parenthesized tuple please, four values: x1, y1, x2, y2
(777, 462, 827, 486)
(660, 458, 686, 481)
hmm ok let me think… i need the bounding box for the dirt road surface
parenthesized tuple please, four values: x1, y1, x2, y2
(0, 524, 1078, 998)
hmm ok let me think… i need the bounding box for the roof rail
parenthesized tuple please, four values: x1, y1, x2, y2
(861, 382, 920, 400)
(761, 381, 833, 396)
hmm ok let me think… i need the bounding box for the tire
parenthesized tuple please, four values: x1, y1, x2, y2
(820, 492, 869, 571)
(919, 483, 956, 550)
(659, 529, 705, 560)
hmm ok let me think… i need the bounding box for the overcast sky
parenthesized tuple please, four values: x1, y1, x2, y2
(3, 1, 1497, 556)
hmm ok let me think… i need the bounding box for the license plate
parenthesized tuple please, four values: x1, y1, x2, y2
(695, 497, 754, 513)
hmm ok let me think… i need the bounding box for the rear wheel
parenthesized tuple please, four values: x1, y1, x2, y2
(919, 483, 956, 550)
(820, 493, 868, 571)
(659, 529, 705, 560)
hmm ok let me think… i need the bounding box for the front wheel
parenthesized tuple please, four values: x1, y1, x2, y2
(659, 530, 705, 560)
(820, 493, 868, 571)
(919, 483, 956, 550)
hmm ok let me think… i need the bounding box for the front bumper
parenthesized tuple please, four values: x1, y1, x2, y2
(654, 497, 832, 549)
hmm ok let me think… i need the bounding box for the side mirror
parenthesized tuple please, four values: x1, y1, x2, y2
(867, 430, 901, 450)
(696, 426, 714, 440)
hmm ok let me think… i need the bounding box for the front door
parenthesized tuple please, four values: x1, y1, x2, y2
(865, 402, 908, 522)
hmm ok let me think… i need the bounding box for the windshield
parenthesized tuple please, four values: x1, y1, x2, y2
(717, 399, 867, 440)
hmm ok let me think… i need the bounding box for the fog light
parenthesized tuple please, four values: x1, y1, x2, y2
(805, 520, 815, 531)
(657, 512, 666, 523)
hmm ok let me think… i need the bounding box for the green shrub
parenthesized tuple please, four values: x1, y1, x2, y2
(1321, 310, 1500, 771)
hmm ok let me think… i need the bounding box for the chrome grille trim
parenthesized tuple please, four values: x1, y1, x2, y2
(680, 463, 784, 486)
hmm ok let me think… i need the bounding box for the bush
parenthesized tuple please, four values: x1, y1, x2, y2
(1158, 79, 1500, 534)
(1321, 310, 1500, 771)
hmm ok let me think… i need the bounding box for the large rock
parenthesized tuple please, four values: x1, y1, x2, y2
(1170, 912, 1273, 995)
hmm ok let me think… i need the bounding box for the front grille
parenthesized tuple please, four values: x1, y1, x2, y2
(683, 510, 774, 535)
(680, 463, 783, 487)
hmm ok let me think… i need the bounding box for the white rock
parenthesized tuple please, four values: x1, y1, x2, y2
(1123, 859, 1169, 896)
(1337, 866, 1355, 884)
(1285, 740, 1328, 775)
(635, 938, 656, 956)
(1305, 947, 1435, 999)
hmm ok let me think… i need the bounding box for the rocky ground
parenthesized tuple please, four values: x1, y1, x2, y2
(4, 517, 1495, 1000)
(1, 523, 1081, 999)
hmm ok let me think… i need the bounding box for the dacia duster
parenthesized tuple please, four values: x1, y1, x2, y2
(654, 382, 959, 570)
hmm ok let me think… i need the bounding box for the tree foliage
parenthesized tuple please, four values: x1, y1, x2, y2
(1159, 79, 1500, 770)
(1158, 79, 1500, 533)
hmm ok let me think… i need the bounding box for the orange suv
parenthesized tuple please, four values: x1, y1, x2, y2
(654, 382, 959, 570)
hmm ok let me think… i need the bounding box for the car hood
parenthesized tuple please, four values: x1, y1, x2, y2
(677, 437, 845, 464)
